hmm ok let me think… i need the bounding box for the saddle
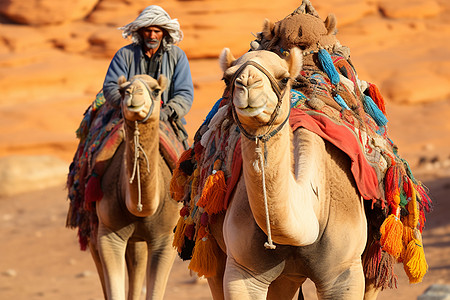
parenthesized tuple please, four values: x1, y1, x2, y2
(66, 91, 186, 250)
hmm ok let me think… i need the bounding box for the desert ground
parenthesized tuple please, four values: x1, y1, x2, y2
(0, 0, 449, 299)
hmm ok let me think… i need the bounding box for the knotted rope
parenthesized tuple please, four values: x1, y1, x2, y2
(255, 141, 277, 250)
(129, 120, 150, 212)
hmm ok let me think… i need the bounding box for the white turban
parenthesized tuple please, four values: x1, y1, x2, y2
(119, 5, 183, 46)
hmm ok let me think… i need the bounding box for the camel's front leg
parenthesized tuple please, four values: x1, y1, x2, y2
(126, 241, 148, 300)
(224, 255, 283, 300)
(97, 222, 129, 300)
(315, 261, 365, 300)
(145, 234, 177, 300)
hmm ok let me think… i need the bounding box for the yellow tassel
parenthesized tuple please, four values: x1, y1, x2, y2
(403, 229, 428, 283)
(188, 227, 219, 277)
(172, 216, 186, 252)
(170, 166, 189, 202)
(380, 208, 404, 258)
(197, 160, 227, 215)
(406, 184, 419, 228)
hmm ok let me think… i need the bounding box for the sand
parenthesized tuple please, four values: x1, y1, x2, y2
(1, 0, 449, 299)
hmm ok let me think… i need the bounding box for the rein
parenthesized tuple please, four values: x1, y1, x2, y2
(125, 78, 158, 212)
(228, 60, 292, 250)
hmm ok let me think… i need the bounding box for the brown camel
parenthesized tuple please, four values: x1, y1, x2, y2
(89, 74, 181, 300)
(202, 48, 379, 299)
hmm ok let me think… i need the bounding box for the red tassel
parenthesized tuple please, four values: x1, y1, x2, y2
(374, 251, 398, 289)
(364, 240, 382, 279)
(368, 83, 386, 115)
(415, 184, 432, 213)
(84, 173, 103, 210)
(384, 164, 402, 208)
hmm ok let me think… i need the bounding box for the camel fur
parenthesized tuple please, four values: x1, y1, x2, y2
(89, 74, 181, 300)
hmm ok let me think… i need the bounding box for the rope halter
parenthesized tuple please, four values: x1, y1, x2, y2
(228, 59, 292, 249)
(124, 77, 160, 212)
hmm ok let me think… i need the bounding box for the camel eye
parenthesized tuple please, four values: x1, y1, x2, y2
(152, 89, 161, 97)
(222, 77, 230, 86)
(280, 77, 290, 87)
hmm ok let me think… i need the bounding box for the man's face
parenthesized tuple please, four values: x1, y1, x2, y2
(140, 26, 164, 50)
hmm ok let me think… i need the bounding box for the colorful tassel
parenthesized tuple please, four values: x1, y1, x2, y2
(318, 48, 340, 85)
(170, 167, 189, 202)
(184, 217, 195, 240)
(368, 83, 387, 115)
(374, 251, 398, 289)
(173, 216, 187, 251)
(190, 169, 200, 201)
(364, 240, 382, 279)
(403, 229, 428, 283)
(196, 160, 227, 215)
(333, 94, 350, 110)
(84, 173, 103, 209)
(188, 226, 219, 277)
(380, 207, 404, 258)
(363, 95, 388, 127)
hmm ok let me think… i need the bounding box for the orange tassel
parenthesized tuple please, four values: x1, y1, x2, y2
(177, 147, 193, 166)
(380, 208, 404, 258)
(403, 229, 428, 283)
(190, 169, 200, 200)
(170, 166, 189, 202)
(188, 227, 219, 277)
(169, 148, 193, 201)
(197, 160, 227, 214)
(368, 83, 386, 115)
(172, 216, 186, 252)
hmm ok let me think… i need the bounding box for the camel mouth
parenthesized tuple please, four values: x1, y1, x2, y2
(235, 105, 265, 117)
(126, 104, 146, 113)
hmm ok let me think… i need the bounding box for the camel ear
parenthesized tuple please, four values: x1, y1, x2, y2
(262, 18, 275, 41)
(287, 47, 303, 78)
(118, 75, 127, 85)
(157, 75, 168, 92)
(219, 48, 236, 72)
(324, 13, 337, 35)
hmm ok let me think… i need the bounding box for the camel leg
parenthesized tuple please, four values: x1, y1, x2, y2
(145, 234, 177, 300)
(267, 276, 304, 300)
(363, 279, 381, 300)
(126, 241, 148, 300)
(223, 255, 282, 300)
(206, 248, 227, 300)
(89, 241, 107, 299)
(315, 261, 365, 300)
(97, 222, 129, 300)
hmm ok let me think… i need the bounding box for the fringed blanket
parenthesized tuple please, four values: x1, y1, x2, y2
(66, 91, 186, 250)
(169, 52, 432, 286)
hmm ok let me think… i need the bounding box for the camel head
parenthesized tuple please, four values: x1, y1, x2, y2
(253, 12, 338, 64)
(118, 74, 167, 122)
(219, 48, 302, 135)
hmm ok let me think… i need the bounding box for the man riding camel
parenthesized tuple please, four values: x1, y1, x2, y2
(103, 5, 194, 147)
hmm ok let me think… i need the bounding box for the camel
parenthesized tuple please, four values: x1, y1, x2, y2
(88, 74, 181, 300)
(201, 47, 378, 300)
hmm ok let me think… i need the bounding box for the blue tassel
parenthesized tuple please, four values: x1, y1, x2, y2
(318, 49, 340, 85)
(334, 94, 350, 110)
(363, 95, 388, 126)
(202, 97, 223, 126)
